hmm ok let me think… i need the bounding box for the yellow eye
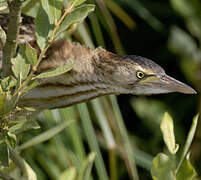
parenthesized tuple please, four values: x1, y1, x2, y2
(136, 71, 145, 79)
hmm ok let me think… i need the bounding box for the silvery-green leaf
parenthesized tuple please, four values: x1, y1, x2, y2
(59, 167, 77, 180)
(55, 4, 95, 37)
(1, 77, 10, 90)
(11, 45, 31, 80)
(35, 0, 53, 50)
(49, 0, 63, 22)
(78, 152, 96, 180)
(151, 153, 175, 180)
(18, 120, 74, 150)
(1, 76, 17, 91)
(35, 60, 74, 79)
(23, 107, 36, 112)
(4, 93, 19, 116)
(176, 159, 197, 180)
(22, 0, 40, 18)
(22, 0, 39, 18)
(6, 132, 17, 149)
(23, 158, 37, 180)
(70, 0, 87, 7)
(182, 114, 199, 162)
(25, 42, 38, 66)
(176, 114, 199, 173)
(160, 112, 179, 155)
(9, 120, 40, 135)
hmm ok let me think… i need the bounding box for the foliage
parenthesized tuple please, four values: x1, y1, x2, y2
(151, 113, 198, 180)
(0, 0, 94, 179)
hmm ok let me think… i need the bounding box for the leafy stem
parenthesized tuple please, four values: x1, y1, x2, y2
(2, 0, 22, 77)
(49, 5, 73, 43)
(13, 5, 73, 97)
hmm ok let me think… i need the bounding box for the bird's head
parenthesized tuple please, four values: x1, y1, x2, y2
(103, 55, 196, 95)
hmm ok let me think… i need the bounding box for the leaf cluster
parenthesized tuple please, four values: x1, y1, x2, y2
(151, 112, 199, 180)
(0, 0, 94, 174)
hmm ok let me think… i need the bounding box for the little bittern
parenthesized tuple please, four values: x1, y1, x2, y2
(19, 40, 196, 109)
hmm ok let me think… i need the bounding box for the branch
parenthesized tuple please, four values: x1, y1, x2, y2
(2, 0, 22, 77)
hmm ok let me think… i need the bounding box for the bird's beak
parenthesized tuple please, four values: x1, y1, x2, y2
(159, 75, 196, 94)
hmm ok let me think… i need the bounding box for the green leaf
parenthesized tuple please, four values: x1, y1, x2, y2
(77, 103, 109, 180)
(170, 0, 201, 18)
(55, 4, 95, 37)
(4, 93, 19, 116)
(0, 92, 5, 117)
(11, 45, 31, 80)
(22, 0, 40, 18)
(151, 153, 175, 180)
(1, 76, 17, 91)
(0, 25, 6, 45)
(18, 120, 74, 150)
(70, 0, 87, 7)
(40, 0, 55, 24)
(6, 132, 17, 149)
(182, 114, 199, 161)
(22, 107, 36, 112)
(160, 112, 179, 155)
(23, 159, 37, 180)
(25, 42, 38, 66)
(35, 0, 53, 50)
(0, 142, 9, 167)
(9, 120, 40, 135)
(78, 152, 96, 180)
(59, 167, 77, 180)
(49, 0, 63, 22)
(35, 60, 74, 79)
(176, 114, 199, 173)
(176, 159, 197, 180)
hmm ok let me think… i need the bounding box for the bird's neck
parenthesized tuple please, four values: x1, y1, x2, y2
(21, 41, 127, 109)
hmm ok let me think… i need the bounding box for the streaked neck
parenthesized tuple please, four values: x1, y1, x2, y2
(21, 41, 128, 109)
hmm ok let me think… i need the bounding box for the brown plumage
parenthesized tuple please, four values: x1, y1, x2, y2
(20, 40, 196, 109)
(0, 15, 196, 109)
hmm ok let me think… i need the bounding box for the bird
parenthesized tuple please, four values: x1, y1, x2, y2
(0, 15, 196, 109)
(19, 40, 196, 110)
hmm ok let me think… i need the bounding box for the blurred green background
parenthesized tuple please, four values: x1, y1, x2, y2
(2, 0, 200, 179)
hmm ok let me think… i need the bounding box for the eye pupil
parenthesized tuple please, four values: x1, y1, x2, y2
(137, 71, 144, 79)
(139, 73, 143, 77)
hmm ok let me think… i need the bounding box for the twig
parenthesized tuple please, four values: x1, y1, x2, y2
(13, 5, 73, 97)
(49, 6, 72, 43)
(2, 0, 22, 77)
